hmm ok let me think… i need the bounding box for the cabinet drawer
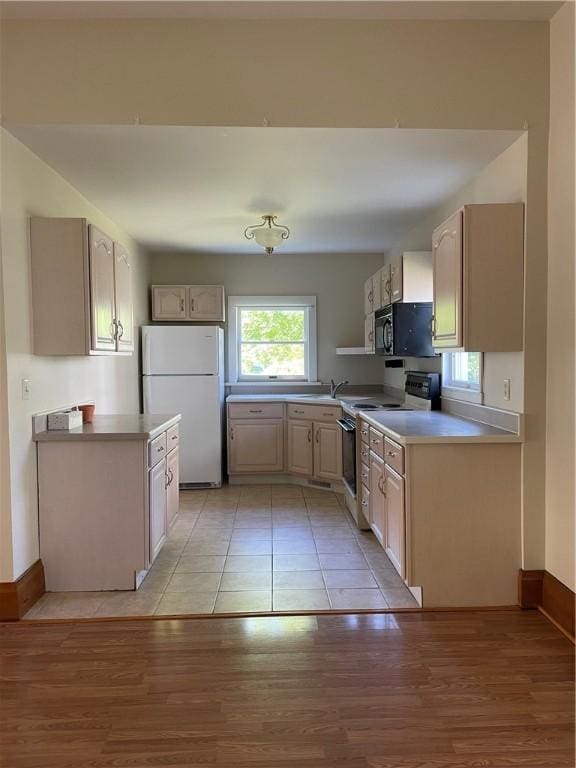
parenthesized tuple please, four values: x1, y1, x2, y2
(359, 441, 370, 464)
(229, 402, 284, 419)
(359, 420, 370, 444)
(167, 424, 180, 450)
(384, 437, 405, 475)
(359, 462, 370, 487)
(149, 432, 167, 468)
(360, 483, 370, 519)
(369, 428, 384, 459)
(287, 403, 341, 422)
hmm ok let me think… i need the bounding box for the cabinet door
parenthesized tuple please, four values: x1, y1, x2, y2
(364, 313, 375, 353)
(380, 264, 392, 306)
(432, 210, 463, 348)
(166, 446, 180, 531)
(369, 454, 385, 545)
(364, 276, 374, 316)
(390, 255, 403, 303)
(384, 466, 405, 578)
(149, 457, 167, 564)
(228, 419, 284, 473)
(152, 286, 187, 320)
(188, 286, 225, 321)
(372, 268, 383, 311)
(89, 226, 116, 352)
(313, 421, 342, 481)
(113, 242, 134, 353)
(287, 420, 313, 476)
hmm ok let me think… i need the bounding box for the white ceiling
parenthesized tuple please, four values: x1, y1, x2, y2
(1, 1, 563, 21)
(10, 125, 523, 254)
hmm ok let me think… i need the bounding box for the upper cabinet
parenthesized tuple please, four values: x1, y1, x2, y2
(432, 203, 524, 351)
(151, 285, 225, 322)
(364, 252, 433, 318)
(30, 218, 134, 356)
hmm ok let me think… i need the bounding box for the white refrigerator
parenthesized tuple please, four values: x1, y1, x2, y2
(142, 326, 224, 487)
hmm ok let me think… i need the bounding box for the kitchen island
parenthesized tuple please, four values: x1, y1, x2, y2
(34, 413, 181, 591)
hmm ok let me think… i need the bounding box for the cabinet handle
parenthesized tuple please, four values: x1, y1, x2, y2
(362, 499, 368, 507)
(181, 298, 186, 312)
(249, 409, 263, 414)
(294, 409, 304, 415)
(371, 438, 380, 444)
(307, 428, 312, 443)
(110, 320, 117, 339)
(387, 450, 396, 457)
(368, 331, 374, 342)
(361, 471, 368, 481)
(361, 429, 368, 437)
(230, 427, 234, 440)
(117, 321, 124, 340)
(165, 472, 170, 489)
(171, 434, 178, 441)
(378, 476, 386, 496)
(322, 412, 333, 417)
(190, 298, 195, 312)
(315, 430, 320, 443)
(431, 315, 437, 337)
(157, 445, 165, 452)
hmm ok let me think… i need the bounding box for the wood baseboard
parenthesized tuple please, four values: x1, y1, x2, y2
(0, 560, 45, 621)
(519, 568, 575, 641)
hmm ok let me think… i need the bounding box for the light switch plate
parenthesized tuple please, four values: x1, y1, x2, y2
(503, 379, 511, 401)
(21, 379, 31, 400)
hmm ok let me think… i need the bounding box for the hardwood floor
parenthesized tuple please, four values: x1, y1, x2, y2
(1, 610, 573, 767)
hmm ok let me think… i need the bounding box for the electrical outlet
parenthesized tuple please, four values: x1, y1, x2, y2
(22, 379, 31, 400)
(503, 379, 511, 401)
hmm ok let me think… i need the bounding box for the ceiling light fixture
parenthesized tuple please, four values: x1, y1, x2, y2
(244, 215, 290, 256)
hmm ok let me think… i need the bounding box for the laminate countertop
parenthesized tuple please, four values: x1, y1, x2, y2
(226, 394, 521, 444)
(33, 414, 181, 442)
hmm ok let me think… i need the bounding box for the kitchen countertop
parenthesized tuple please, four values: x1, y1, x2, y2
(226, 393, 521, 444)
(33, 414, 181, 442)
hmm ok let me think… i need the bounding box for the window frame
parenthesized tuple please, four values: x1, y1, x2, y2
(441, 351, 484, 404)
(227, 296, 318, 384)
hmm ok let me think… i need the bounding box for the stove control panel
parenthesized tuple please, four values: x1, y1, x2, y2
(405, 372, 441, 410)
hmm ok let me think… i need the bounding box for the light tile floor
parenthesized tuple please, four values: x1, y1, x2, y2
(24, 485, 419, 619)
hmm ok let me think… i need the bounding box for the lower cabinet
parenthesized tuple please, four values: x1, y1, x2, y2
(149, 457, 167, 564)
(313, 422, 342, 480)
(369, 453, 386, 545)
(166, 444, 180, 531)
(227, 402, 342, 483)
(384, 465, 405, 577)
(287, 420, 313, 475)
(228, 419, 284, 473)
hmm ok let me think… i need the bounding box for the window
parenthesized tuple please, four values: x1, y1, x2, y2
(228, 296, 317, 383)
(442, 352, 483, 404)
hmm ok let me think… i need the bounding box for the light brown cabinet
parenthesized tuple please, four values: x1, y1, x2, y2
(149, 457, 167, 564)
(313, 422, 342, 481)
(432, 203, 524, 351)
(30, 218, 134, 356)
(166, 444, 180, 531)
(364, 275, 374, 315)
(384, 465, 405, 577)
(152, 286, 187, 320)
(228, 419, 284, 473)
(369, 453, 385, 545)
(287, 420, 313, 476)
(152, 284, 225, 321)
(37, 418, 180, 591)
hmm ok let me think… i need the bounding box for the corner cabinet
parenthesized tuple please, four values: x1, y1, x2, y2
(227, 401, 343, 485)
(432, 203, 524, 351)
(30, 218, 134, 356)
(151, 284, 225, 322)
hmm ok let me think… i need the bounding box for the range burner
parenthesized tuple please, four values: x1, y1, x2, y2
(352, 403, 381, 410)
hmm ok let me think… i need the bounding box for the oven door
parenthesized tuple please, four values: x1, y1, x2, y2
(337, 418, 356, 496)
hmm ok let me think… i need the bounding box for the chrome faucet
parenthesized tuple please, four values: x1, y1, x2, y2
(330, 379, 349, 398)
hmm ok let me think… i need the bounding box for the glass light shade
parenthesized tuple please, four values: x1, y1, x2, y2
(253, 227, 285, 249)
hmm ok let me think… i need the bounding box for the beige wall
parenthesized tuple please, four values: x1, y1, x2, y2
(383, 135, 528, 414)
(545, 2, 575, 591)
(149, 251, 385, 384)
(0, 15, 550, 573)
(0, 129, 150, 581)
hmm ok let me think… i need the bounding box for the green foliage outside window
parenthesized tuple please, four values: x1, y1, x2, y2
(239, 309, 306, 377)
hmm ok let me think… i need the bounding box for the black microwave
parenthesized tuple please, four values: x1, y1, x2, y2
(375, 303, 435, 357)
